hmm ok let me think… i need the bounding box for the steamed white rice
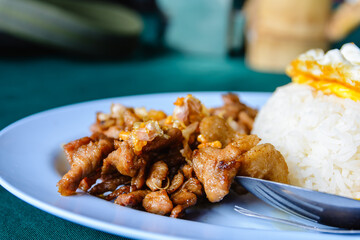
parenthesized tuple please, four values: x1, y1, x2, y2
(252, 83, 360, 199)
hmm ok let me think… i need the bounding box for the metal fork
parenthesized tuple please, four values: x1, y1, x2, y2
(234, 205, 360, 234)
(235, 176, 360, 230)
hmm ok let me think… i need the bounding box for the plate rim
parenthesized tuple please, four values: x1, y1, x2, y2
(0, 91, 349, 240)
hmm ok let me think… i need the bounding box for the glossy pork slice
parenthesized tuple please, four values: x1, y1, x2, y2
(238, 143, 289, 184)
(57, 137, 114, 196)
(101, 141, 144, 177)
(193, 135, 260, 202)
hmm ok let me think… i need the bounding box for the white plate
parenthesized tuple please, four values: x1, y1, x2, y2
(0, 92, 356, 240)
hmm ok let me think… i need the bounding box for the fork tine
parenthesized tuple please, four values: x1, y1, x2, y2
(233, 205, 319, 231)
(261, 183, 323, 212)
(233, 205, 360, 234)
(234, 205, 256, 216)
(254, 184, 320, 222)
(257, 184, 323, 220)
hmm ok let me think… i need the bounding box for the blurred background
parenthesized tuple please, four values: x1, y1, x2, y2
(1, 0, 359, 120)
(1, 0, 360, 239)
(1, 0, 359, 63)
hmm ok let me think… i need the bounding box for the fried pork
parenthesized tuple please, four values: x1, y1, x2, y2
(57, 93, 288, 218)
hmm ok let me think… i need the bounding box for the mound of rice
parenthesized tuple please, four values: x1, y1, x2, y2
(252, 83, 360, 199)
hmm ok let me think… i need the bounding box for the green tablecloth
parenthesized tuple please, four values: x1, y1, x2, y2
(0, 52, 289, 239)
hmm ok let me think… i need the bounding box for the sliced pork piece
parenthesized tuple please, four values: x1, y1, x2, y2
(238, 143, 289, 184)
(89, 175, 131, 196)
(167, 171, 184, 194)
(63, 136, 92, 165)
(146, 160, 169, 191)
(115, 190, 150, 207)
(142, 190, 173, 215)
(199, 116, 236, 146)
(57, 138, 114, 196)
(131, 163, 147, 190)
(106, 185, 132, 201)
(169, 177, 202, 218)
(210, 93, 257, 134)
(101, 141, 145, 177)
(141, 128, 183, 153)
(192, 135, 260, 202)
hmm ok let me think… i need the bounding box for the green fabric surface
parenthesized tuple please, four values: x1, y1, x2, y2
(0, 55, 289, 129)
(0, 187, 127, 240)
(0, 52, 290, 240)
